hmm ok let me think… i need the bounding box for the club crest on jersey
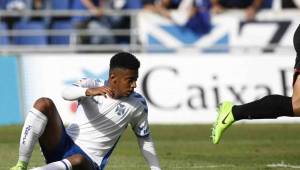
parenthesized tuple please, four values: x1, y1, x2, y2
(115, 103, 126, 116)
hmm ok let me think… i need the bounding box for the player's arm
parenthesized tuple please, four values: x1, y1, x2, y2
(61, 78, 113, 101)
(137, 135, 161, 170)
(61, 85, 87, 101)
(131, 97, 161, 170)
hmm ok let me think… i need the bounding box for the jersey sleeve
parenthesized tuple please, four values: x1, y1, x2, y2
(130, 93, 150, 137)
(72, 78, 103, 88)
(62, 78, 104, 101)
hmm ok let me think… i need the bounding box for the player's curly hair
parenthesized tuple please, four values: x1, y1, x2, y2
(109, 52, 140, 71)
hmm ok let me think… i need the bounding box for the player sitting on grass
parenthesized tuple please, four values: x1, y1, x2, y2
(10, 52, 161, 170)
(211, 24, 300, 144)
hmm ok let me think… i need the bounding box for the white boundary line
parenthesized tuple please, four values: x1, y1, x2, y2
(267, 161, 300, 169)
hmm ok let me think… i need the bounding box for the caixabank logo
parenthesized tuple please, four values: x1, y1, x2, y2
(64, 68, 109, 113)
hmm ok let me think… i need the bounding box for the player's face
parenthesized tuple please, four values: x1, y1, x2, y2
(109, 68, 138, 98)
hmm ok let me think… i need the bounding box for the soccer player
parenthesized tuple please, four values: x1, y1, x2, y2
(211, 24, 300, 144)
(10, 52, 161, 170)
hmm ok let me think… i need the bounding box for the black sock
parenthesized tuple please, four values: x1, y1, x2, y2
(232, 95, 294, 120)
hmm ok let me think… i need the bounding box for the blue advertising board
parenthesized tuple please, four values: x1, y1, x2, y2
(0, 56, 22, 125)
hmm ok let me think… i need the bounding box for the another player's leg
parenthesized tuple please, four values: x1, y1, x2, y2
(211, 101, 235, 144)
(10, 97, 65, 170)
(211, 95, 294, 144)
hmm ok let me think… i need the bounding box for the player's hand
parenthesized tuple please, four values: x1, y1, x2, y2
(86, 86, 114, 98)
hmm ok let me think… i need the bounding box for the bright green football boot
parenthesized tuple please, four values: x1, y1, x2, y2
(211, 101, 235, 144)
(10, 161, 28, 170)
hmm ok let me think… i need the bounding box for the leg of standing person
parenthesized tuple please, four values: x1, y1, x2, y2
(211, 24, 300, 144)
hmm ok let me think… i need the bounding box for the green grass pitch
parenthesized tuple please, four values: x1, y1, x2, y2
(1, 124, 300, 170)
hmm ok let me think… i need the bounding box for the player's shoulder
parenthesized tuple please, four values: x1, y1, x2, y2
(128, 92, 148, 109)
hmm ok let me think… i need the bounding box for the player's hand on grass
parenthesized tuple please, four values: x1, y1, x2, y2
(86, 86, 114, 98)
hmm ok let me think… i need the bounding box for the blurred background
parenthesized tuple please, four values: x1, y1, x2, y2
(0, 0, 300, 125)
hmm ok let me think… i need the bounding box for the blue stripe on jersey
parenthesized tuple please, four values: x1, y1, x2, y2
(133, 93, 148, 112)
(99, 137, 121, 170)
(61, 160, 69, 170)
(144, 108, 148, 113)
(133, 93, 142, 98)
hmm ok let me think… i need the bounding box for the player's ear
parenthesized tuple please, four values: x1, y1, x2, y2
(109, 73, 117, 83)
(109, 73, 114, 80)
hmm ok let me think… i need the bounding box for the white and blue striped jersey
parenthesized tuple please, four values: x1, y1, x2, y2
(64, 78, 150, 167)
